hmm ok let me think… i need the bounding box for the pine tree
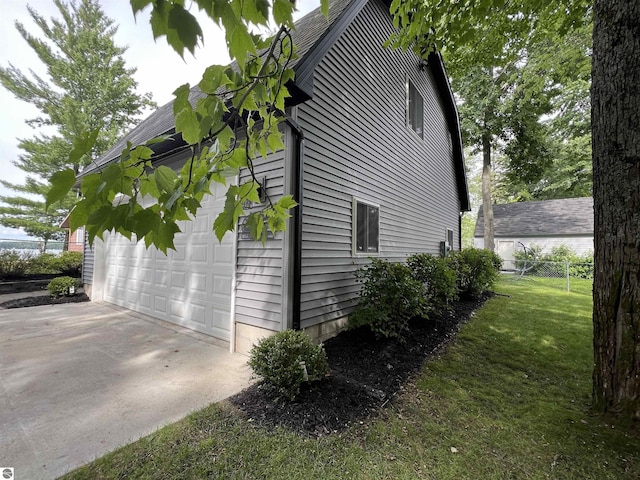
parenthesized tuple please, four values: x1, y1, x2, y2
(0, 0, 154, 250)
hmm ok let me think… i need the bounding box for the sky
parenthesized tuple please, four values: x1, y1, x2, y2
(0, 0, 319, 241)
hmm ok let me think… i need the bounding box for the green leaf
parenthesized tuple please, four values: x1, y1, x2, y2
(167, 5, 203, 56)
(228, 24, 256, 66)
(273, 0, 295, 26)
(199, 65, 231, 94)
(157, 219, 181, 253)
(46, 169, 76, 208)
(245, 212, 265, 244)
(69, 199, 90, 232)
(69, 129, 100, 165)
(155, 166, 178, 193)
(131, 208, 161, 239)
(139, 175, 160, 199)
(165, 187, 184, 210)
(131, 0, 153, 15)
(175, 107, 201, 145)
(225, 148, 248, 169)
(213, 185, 243, 242)
(321, 0, 329, 19)
(276, 195, 297, 210)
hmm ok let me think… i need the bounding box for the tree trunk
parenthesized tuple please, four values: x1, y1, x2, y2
(482, 134, 495, 252)
(592, 0, 640, 419)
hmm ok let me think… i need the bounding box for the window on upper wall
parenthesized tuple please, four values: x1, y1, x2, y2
(406, 78, 424, 139)
(353, 198, 380, 255)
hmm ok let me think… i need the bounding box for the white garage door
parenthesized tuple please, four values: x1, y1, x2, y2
(102, 185, 235, 342)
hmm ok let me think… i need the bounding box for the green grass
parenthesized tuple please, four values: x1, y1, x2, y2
(62, 278, 639, 479)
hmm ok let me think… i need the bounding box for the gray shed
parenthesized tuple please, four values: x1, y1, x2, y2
(474, 197, 594, 269)
(83, 0, 469, 353)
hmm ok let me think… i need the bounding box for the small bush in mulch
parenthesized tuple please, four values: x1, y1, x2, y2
(0, 293, 89, 309)
(230, 293, 491, 437)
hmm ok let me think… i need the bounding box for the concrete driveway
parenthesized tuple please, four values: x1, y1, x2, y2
(0, 301, 251, 480)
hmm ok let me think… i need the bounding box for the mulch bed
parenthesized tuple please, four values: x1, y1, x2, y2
(0, 293, 90, 309)
(230, 293, 492, 437)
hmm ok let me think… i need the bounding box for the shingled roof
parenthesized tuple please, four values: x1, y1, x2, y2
(474, 197, 594, 237)
(86, 0, 468, 210)
(90, 0, 355, 170)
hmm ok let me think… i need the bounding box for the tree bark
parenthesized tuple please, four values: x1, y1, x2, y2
(592, 0, 640, 419)
(482, 133, 495, 252)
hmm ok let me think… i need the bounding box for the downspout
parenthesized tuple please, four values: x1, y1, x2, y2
(283, 114, 304, 331)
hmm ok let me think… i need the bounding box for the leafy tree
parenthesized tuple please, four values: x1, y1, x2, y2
(389, 0, 591, 252)
(494, 23, 593, 201)
(0, 0, 154, 250)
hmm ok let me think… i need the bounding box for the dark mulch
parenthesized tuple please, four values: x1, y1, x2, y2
(0, 293, 90, 309)
(230, 293, 492, 437)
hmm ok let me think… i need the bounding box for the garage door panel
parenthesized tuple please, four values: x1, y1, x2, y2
(102, 190, 234, 343)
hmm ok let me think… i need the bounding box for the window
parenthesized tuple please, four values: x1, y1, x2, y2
(447, 228, 454, 250)
(353, 199, 379, 255)
(406, 78, 424, 139)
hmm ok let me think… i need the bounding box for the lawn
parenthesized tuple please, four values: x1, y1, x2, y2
(62, 277, 639, 479)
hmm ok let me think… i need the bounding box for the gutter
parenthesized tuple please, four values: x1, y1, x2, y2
(283, 114, 305, 331)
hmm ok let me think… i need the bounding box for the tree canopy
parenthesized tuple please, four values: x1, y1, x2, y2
(0, 0, 155, 249)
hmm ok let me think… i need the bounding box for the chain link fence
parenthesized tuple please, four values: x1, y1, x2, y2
(507, 260, 594, 292)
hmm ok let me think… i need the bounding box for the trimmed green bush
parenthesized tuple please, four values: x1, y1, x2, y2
(248, 330, 329, 400)
(407, 253, 458, 311)
(27, 253, 60, 274)
(349, 258, 428, 339)
(55, 251, 83, 277)
(446, 248, 502, 299)
(47, 276, 81, 297)
(0, 250, 35, 278)
(27, 251, 83, 276)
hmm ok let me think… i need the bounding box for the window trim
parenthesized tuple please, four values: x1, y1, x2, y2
(352, 197, 380, 257)
(406, 76, 424, 140)
(446, 228, 454, 250)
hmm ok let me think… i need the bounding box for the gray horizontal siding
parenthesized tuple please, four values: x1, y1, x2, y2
(235, 147, 286, 332)
(297, 0, 461, 328)
(82, 233, 94, 285)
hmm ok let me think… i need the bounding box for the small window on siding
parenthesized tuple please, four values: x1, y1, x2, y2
(406, 78, 424, 139)
(353, 199, 380, 255)
(447, 228, 454, 250)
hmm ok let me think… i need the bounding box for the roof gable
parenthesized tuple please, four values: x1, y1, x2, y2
(89, 0, 468, 212)
(474, 197, 594, 237)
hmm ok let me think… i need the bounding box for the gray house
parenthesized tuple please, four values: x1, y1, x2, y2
(83, 0, 469, 353)
(474, 197, 594, 269)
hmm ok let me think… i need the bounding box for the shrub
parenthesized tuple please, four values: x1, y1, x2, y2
(407, 253, 458, 311)
(350, 258, 428, 339)
(248, 330, 329, 400)
(47, 276, 81, 297)
(27, 253, 60, 274)
(55, 251, 83, 277)
(0, 250, 35, 278)
(447, 248, 502, 299)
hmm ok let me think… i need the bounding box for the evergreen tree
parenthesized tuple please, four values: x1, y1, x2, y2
(0, 0, 154, 250)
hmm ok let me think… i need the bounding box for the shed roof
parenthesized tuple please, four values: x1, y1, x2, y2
(474, 197, 594, 237)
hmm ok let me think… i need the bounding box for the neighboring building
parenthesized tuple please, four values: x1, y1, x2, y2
(82, 0, 469, 353)
(59, 214, 84, 252)
(474, 197, 594, 269)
